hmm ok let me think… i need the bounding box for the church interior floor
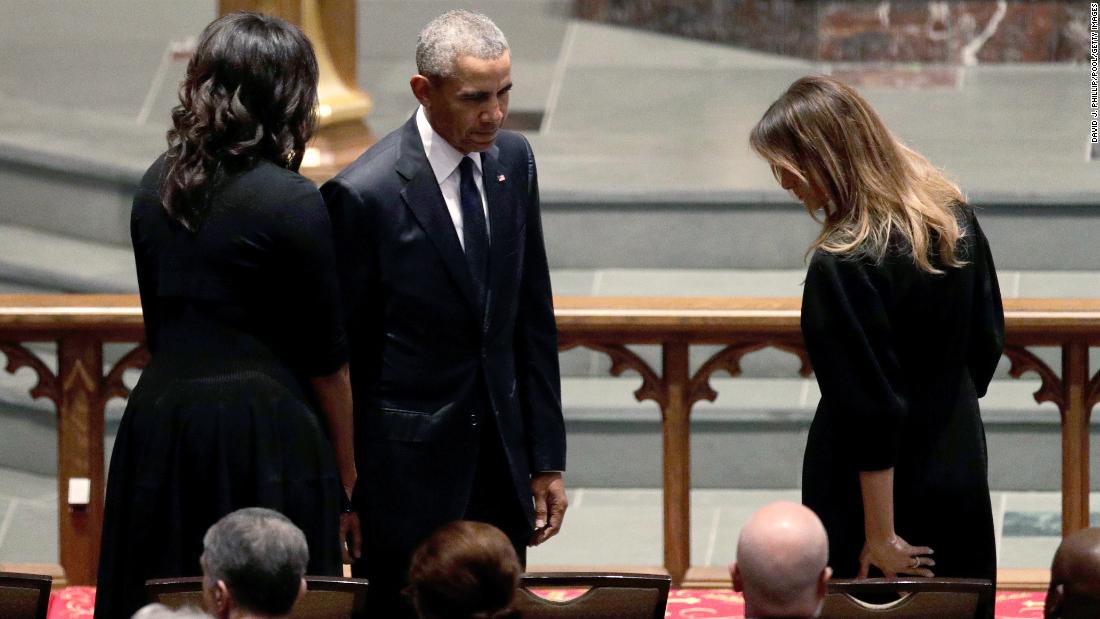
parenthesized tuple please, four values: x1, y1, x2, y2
(0, 464, 1074, 572)
(0, 0, 1095, 590)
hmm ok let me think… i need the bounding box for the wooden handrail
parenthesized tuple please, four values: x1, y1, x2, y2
(8, 295, 1100, 333)
(0, 294, 1096, 586)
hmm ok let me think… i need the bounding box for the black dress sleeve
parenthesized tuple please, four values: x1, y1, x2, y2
(130, 162, 165, 354)
(965, 211, 1005, 397)
(803, 251, 908, 471)
(267, 178, 348, 377)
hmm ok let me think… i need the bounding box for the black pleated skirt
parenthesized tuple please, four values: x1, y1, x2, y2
(94, 314, 342, 619)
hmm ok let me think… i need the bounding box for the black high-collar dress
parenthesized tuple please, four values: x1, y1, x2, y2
(801, 204, 1004, 617)
(95, 156, 347, 618)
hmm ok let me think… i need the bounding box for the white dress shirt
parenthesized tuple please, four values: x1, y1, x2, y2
(416, 105, 490, 251)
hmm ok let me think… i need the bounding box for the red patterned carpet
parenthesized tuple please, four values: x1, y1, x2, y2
(46, 587, 1047, 618)
(48, 587, 93, 618)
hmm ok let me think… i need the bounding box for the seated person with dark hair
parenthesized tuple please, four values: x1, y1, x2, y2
(407, 521, 522, 619)
(200, 507, 309, 619)
(1046, 528, 1100, 619)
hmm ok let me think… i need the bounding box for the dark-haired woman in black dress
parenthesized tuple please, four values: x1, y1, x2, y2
(751, 76, 1004, 618)
(95, 13, 359, 618)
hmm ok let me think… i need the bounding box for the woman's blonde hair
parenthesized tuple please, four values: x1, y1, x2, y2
(750, 75, 965, 273)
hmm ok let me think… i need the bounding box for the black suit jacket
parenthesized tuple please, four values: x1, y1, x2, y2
(321, 116, 565, 553)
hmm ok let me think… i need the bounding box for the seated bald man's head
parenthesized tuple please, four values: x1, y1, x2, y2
(730, 502, 831, 618)
(1046, 528, 1100, 619)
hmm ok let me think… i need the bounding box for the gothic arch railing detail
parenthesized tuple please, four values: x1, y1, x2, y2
(561, 341, 665, 409)
(101, 344, 150, 406)
(0, 341, 60, 406)
(1003, 345, 1065, 411)
(687, 341, 811, 406)
(3, 295, 1100, 587)
(1087, 367, 1100, 413)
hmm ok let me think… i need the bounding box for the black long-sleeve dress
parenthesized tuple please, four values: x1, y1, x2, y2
(95, 156, 348, 619)
(801, 204, 1004, 588)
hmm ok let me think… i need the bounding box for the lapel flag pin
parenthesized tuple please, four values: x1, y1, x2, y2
(497, 174, 506, 183)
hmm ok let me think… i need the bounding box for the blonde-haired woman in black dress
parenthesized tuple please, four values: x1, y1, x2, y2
(96, 13, 359, 618)
(751, 75, 1004, 617)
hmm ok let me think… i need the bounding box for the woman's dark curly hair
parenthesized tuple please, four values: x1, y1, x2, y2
(161, 11, 318, 230)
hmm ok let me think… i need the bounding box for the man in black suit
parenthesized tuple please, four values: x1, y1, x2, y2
(321, 10, 567, 617)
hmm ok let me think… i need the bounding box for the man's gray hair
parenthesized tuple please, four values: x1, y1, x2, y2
(200, 507, 309, 617)
(416, 10, 509, 79)
(132, 603, 212, 619)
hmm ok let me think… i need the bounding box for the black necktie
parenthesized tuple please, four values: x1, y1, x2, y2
(459, 156, 489, 304)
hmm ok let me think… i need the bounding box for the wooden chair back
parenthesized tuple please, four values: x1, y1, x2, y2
(146, 575, 369, 618)
(515, 572, 671, 619)
(822, 578, 993, 619)
(0, 572, 52, 619)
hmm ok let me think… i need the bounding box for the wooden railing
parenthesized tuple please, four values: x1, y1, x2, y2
(1, 295, 1098, 586)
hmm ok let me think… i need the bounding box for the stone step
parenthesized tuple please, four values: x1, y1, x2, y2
(6, 149, 1100, 271)
(3, 115, 1100, 273)
(2, 62, 1098, 271)
(2, 224, 1098, 379)
(0, 224, 136, 293)
(559, 375, 1075, 490)
(0, 373, 1077, 493)
(1, 5, 1098, 271)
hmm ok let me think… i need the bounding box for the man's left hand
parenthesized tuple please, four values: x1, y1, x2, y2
(340, 512, 362, 564)
(529, 472, 567, 546)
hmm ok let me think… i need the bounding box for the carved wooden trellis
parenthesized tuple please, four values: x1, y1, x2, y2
(2, 295, 1099, 586)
